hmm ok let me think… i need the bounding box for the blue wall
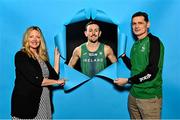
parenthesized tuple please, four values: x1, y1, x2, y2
(0, 0, 180, 119)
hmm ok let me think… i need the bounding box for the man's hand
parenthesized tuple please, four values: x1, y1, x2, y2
(114, 78, 128, 86)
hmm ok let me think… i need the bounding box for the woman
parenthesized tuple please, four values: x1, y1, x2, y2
(11, 26, 65, 119)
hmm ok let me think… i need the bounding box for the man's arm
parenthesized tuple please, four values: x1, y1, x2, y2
(105, 45, 117, 63)
(121, 54, 132, 70)
(68, 46, 81, 67)
(114, 34, 163, 85)
(128, 34, 162, 84)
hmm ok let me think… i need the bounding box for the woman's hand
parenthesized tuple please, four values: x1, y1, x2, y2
(56, 79, 66, 86)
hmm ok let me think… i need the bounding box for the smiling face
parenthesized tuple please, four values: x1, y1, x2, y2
(28, 29, 41, 52)
(84, 23, 101, 43)
(22, 26, 48, 61)
(132, 16, 150, 40)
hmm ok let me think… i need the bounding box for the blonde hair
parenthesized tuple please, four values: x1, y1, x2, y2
(21, 26, 49, 61)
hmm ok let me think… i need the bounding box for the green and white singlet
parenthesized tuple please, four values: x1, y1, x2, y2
(80, 43, 107, 77)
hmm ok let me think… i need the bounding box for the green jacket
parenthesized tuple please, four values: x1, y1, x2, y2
(122, 33, 164, 99)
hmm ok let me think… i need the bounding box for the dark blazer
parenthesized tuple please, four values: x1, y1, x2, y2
(11, 51, 59, 118)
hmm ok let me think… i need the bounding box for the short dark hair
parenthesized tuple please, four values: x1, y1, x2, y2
(132, 11, 149, 22)
(85, 21, 100, 31)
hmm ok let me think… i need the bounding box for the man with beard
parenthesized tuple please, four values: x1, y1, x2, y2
(68, 21, 117, 77)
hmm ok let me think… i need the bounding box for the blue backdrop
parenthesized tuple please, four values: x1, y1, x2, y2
(1, 0, 180, 119)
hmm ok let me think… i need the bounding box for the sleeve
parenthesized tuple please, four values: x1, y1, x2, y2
(128, 34, 161, 84)
(46, 61, 59, 80)
(15, 51, 44, 87)
(121, 54, 132, 70)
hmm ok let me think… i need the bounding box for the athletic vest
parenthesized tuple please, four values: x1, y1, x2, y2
(80, 43, 107, 77)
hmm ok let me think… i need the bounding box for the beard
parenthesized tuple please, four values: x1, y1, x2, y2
(89, 39, 98, 43)
(88, 34, 98, 43)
